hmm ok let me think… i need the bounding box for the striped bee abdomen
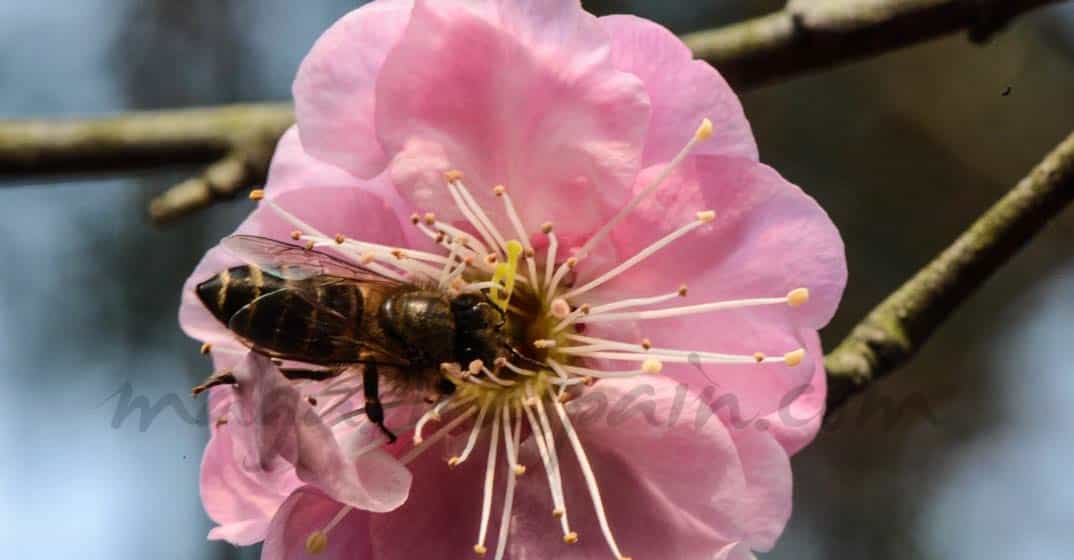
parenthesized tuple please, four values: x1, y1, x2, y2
(196, 265, 285, 327)
(195, 265, 367, 364)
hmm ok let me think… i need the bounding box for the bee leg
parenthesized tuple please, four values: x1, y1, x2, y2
(191, 371, 236, 397)
(436, 377, 457, 396)
(363, 363, 397, 444)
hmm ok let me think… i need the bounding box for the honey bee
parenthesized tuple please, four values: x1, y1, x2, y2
(193, 235, 514, 442)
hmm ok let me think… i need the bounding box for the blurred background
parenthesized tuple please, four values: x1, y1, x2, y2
(1, 0, 1072, 558)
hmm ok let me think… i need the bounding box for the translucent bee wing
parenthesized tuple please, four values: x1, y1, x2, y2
(221, 235, 403, 284)
(226, 286, 408, 368)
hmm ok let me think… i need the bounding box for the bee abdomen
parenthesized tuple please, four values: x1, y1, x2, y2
(195, 265, 284, 326)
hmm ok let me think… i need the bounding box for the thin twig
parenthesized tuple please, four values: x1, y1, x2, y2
(825, 130, 1074, 413)
(684, 0, 1065, 89)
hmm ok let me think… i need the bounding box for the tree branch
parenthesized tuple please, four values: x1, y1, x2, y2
(683, 0, 1064, 89)
(0, 104, 293, 222)
(1, 0, 1064, 221)
(825, 130, 1074, 413)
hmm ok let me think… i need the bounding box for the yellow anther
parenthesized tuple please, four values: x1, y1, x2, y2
(199, 342, 212, 355)
(468, 360, 484, 375)
(534, 339, 556, 349)
(695, 118, 714, 141)
(513, 464, 526, 476)
(678, 284, 689, 297)
(290, 230, 302, 241)
(696, 210, 716, 223)
(493, 185, 506, 196)
(642, 358, 663, 374)
(447, 456, 462, 468)
(787, 287, 810, 307)
(444, 169, 464, 183)
(784, 348, 806, 367)
(641, 338, 652, 350)
(473, 544, 488, 556)
(753, 352, 766, 363)
(248, 189, 265, 201)
(410, 213, 421, 225)
(305, 531, 328, 555)
(541, 222, 554, 234)
(359, 253, 376, 265)
(334, 233, 346, 244)
(564, 532, 579, 544)
(304, 240, 315, 251)
(423, 212, 437, 225)
(553, 508, 565, 519)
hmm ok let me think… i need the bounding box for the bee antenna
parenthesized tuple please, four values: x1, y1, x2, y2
(503, 344, 547, 371)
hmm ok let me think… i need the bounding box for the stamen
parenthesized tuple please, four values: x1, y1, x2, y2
(452, 175, 510, 255)
(399, 406, 478, 465)
(495, 185, 541, 289)
(551, 304, 590, 333)
(522, 396, 572, 537)
(558, 348, 806, 367)
(549, 298, 571, 319)
(478, 363, 516, 387)
(449, 399, 491, 467)
(546, 257, 576, 299)
(306, 501, 353, 555)
(492, 404, 523, 560)
(585, 285, 688, 316)
(413, 397, 459, 445)
(444, 172, 503, 257)
(548, 387, 628, 560)
(574, 118, 713, 260)
(542, 223, 558, 294)
(579, 289, 807, 323)
(550, 360, 654, 379)
(497, 358, 537, 377)
(475, 404, 502, 556)
(562, 212, 714, 301)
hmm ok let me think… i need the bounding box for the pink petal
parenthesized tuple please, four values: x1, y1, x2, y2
(584, 155, 845, 416)
(366, 432, 495, 558)
(292, 0, 414, 178)
(263, 486, 373, 560)
(375, 0, 651, 242)
(600, 15, 758, 165)
(232, 352, 412, 514)
(200, 387, 302, 545)
(260, 126, 418, 228)
(510, 376, 791, 558)
(759, 329, 827, 456)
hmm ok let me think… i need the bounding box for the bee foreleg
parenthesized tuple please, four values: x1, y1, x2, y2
(191, 371, 236, 397)
(363, 362, 397, 444)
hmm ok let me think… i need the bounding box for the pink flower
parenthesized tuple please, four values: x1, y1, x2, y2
(179, 0, 846, 558)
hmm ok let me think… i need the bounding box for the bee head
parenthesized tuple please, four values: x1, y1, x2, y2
(450, 293, 505, 332)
